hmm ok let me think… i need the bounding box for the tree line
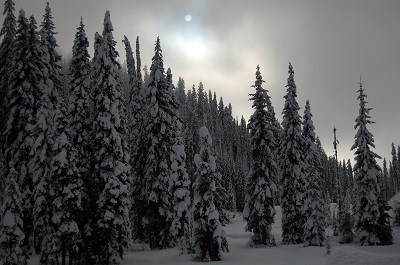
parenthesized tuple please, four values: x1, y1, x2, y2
(0, 1, 398, 265)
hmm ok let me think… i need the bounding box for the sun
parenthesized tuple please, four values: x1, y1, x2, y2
(185, 14, 192, 22)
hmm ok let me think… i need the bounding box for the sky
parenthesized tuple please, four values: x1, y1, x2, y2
(7, 0, 400, 165)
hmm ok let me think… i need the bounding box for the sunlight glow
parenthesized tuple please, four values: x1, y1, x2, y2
(175, 36, 207, 60)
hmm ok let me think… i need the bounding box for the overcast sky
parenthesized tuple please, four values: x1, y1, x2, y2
(9, 0, 400, 165)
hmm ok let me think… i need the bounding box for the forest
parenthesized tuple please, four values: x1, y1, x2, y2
(0, 1, 399, 265)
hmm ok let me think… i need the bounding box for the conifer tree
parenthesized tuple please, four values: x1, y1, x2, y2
(382, 158, 389, 201)
(0, 174, 28, 265)
(50, 106, 84, 264)
(391, 143, 399, 193)
(68, 20, 92, 244)
(133, 37, 177, 249)
(243, 65, 277, 246)
(136, 36, 142, 87)
(167, 68, 191, 253)
(5, 10, 45, 254)
(280, 62, 307, 244)
(192, 127, 228, 261)
(351, 79, 387, 246)
(90, 11, 132, 264)
(0, 0, 16, 156)
(39, 2, 63, 100)
(302, 100, 326, 247)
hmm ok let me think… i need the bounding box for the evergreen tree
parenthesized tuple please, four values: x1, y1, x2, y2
(167, 68, 191, 253)
(192, 127, 228, 261)
(90, 11, 132, 264)
(0, 0, 16, 158)
(280, 62, 307, 244)
(243, 65, 277, 246)
(391, 143, 399, 193)
(5, 10, 45, 254)
(302, 100, 325, 247)
(50, 106, 84, 264)
(39, 2, 63, 101)
(132, 37, 176, 249)
(135, 36, 142, 87)
(0, 174, 28, 265)
(382, 158, 389, 201)
(351, 79, 386, 246)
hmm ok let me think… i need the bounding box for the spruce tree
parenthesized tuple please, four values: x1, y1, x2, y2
(50, 106, 84, 264)
(243, 65, 277, 246)
(132, 37, 176, 249)
(39, 2, 63, 100)
(280, 62, 307, 244)
(0, 0, 16, 157)
(351, 79, 387, 245)
(90, 11, 132, 264)
(391, 143, 399, 193)
(302, 100, 326, 247)
(192, 126, 228, 261)
(5, 10, 45, 254)
(167, 68, 191, 253)
(0, 174, 28, 265)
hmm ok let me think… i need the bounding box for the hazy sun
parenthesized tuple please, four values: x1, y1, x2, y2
(185, 14, 192, 22)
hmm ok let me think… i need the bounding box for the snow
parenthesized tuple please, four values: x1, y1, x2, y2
(2, 210, 15, 227)
(25, 206, 400, 265)
(326, 246, 400, 265)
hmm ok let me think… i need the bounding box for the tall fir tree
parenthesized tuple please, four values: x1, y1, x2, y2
(351, 79, 388, 246)
(243, 65, 277, 246)
(39, 2, 63, 101)
(132, 37, 177, 249)
(302, 100, 326, 247)
(50, 106, 84, 264)
(0, 0, 16, 160)
(5, 10, 45, 254)
(391, 143, 399, 193)
(192, 127, 228, 261)
(280, 62, 307, 244)
(89, 11, 132, 264)
(167, 68, 191, 253)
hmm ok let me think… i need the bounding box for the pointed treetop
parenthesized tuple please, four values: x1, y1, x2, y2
(18, 7, 25, 19)
(253, 65, 265, 88)
(3, 0, 15, 16)
(103, 10, 114, 37)
(136, 36, 142, 82)
(1, 0, 16, 37)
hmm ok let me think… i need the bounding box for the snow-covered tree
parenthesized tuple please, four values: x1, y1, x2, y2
(243, 65, 277, 246)
(132, 37, 176, 249)
(89, 11, 132, 264)
(5, 10, 45, 254)
(50, 106, 84, 264)
(0, 0, 16, 154)
(280, 62, 307, 244)
(167, 68, 191, 253)
(302, 100, 326, 247)
(39, 2, 63, 100)
(0, 174, 27, 265)
(68, 17, 92, 175)
(192, 126, 228, 261)
(351, 79, 386, 246)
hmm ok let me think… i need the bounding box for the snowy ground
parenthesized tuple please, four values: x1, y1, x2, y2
(27, 206, 400, 265)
